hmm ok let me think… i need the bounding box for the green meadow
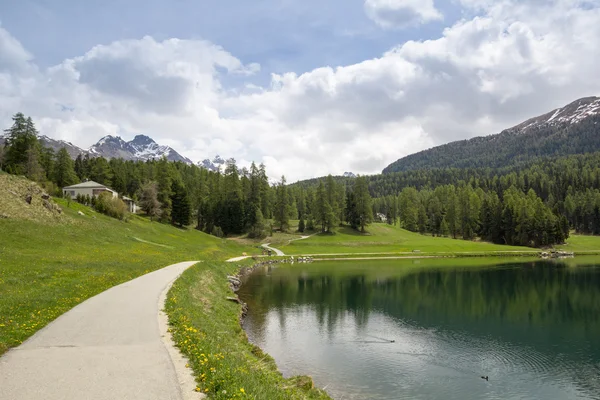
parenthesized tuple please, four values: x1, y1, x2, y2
(0, 198, 249, 355)
(279, 223, 537, 256)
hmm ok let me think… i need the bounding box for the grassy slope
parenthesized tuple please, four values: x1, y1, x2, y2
(556, 234, 600, 253)
(0, 198, 249, 355)
(281, 223, 536, 255)
(166, 261, 330, 399)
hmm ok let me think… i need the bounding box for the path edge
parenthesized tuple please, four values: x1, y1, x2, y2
(158, 261, 206, 400)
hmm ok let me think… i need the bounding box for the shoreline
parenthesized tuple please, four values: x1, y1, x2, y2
(164, 259, 332, 399)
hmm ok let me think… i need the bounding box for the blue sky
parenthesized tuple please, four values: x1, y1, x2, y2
(0, 0, 599, 180)
(1, 0, 459, 71)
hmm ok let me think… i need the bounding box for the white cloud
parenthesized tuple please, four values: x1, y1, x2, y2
(364, 0, 443, 29)
(1, 0, 600, 181)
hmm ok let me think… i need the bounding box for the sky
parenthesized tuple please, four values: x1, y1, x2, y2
(0, 0, 599, 181)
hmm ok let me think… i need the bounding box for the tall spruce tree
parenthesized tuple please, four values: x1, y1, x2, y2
(170, 180, 191, 227)
(353, 176, 373, 232)
(273, 175, 291, 231)
(3, 113, 40, 175)
(54, 147, 79, 188)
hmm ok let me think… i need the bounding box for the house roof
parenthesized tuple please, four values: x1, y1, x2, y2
(63, 181, 115, 191)
(122, 196, 134, 202)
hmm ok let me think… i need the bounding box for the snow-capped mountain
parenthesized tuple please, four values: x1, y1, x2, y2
(128, 135, 192, 163)
(508, 96, 600, 134)
(88, 135, 136, 160)
(198, 155, 226, 172)
(384, 96, 600, 173)
(39, 136, 86, 158)
(343, 172, 357, 178)
(88, 135, 192, 163)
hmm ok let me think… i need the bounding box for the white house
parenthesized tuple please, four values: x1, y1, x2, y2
(122, 196, 138, 213)
(63, 181, 118, 199)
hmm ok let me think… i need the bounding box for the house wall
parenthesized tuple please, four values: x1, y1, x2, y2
(124, 201, 138, 213)
(63, 188, 118, 199)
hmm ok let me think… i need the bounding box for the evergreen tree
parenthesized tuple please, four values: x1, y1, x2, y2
(90, 157, 113, 186)
(170, 180, 191, 227)
(54, 147, 79, 188)
(3, 113, 39, 175)
(40, 147, 55, 181)
(25, 146, 45, 182)
(315, 180, 334, 232)
(298, 218, 306, 233)
(273, 175, 291, 231)
(221, 158, 244, 234)
(156, 157, 173, 222)
(353, 176, 373, 232)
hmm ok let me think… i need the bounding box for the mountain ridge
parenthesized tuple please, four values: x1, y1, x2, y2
(1, 132, 193, 164)
(383, 96, 600, 173)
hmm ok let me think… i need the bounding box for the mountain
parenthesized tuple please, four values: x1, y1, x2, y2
(89, 135, 192, 163)
(343, 172, 357, 178)
(39, 136, 86, 158)
(383, 96, 600, 174)
(0, 134, 86, 158)
(198, 155, 226, 172)
(124, 135, 192, 163)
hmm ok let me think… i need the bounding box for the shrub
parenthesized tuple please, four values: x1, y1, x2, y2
(94, 192, 128, 221)
(211, 225, 224, 238)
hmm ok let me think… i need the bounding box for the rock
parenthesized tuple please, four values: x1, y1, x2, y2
(42, 199, 53, 210)
(41, 193, 50, 200)
(0, 214, 8, 219)
(78, 211, 85, 216)
(25, 194, 32, 204)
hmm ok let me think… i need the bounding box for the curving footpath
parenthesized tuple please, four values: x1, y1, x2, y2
(0, 261, 201, 400)
(262, 243, 285, 256)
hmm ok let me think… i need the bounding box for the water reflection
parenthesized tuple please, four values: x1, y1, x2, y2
(238, 258, 600, 400)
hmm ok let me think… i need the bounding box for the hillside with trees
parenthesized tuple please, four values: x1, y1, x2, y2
(0, 112, 372, 239)
(7, 108, 600, 249)
(383, 97, 600, 173)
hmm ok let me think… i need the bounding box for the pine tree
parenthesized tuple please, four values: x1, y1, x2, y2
(440, 216, 450, 237)
(315, 180, 334, 232)
(170, 180, 191, 227)
(54, 147, 79, 188)
(353, 176, 373, 232)
(90, 157, 113, 186)
(39, 147, 55, 181)
(3, 113, 39, 175)
(221, 158, 245, 234)
(273, 176, 291, 231)
(25, 146, 45, 182)
(156, 157, 173, 222)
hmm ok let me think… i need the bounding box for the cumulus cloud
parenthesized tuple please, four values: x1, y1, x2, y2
(364, 0, 443, 29)
(1, 0, 600, 181)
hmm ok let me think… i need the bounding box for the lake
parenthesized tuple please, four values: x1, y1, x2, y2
(238, 257, 600, 400)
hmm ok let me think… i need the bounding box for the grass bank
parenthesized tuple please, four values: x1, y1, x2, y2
(0, 196, 250, 355)
(279, 224, 534, 255)
(165, 260, 331, 399)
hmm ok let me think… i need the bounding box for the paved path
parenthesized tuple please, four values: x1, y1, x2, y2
(226, 255, 252, 262)
(262, 243, 285, 256)
(0, 261, 200, 400)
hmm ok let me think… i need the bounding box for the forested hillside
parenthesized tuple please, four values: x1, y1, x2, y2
(0, 113, 371, 240)
(383, 97, 600, 173)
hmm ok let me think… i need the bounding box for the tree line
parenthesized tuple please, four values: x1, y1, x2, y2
(372, 185, 568, 247)
(0, 113, 373, 236)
